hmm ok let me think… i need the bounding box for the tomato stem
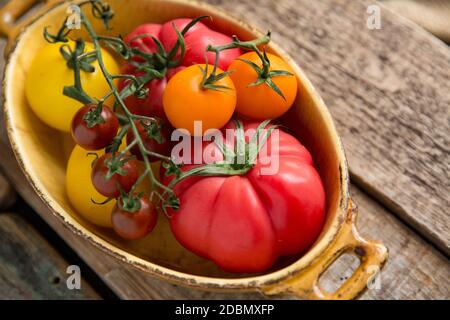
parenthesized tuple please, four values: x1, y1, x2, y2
(199, 32, 271, 91)
(165, 119, 276, 192)
(82, 105, 106, 129)
(205, 31, 293, 99)
(117, 192, 142, 213)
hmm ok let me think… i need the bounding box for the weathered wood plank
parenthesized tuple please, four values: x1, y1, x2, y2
(382, 0, 450, 43)
(332, 188, 449, 300)
(0, 212, 100, 299)
(205, 0, 450, 254)
(0, 172, 16, 210)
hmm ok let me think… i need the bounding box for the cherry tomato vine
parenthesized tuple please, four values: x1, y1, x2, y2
(44, 0, 290, 218)
(45, 0, 182, 214)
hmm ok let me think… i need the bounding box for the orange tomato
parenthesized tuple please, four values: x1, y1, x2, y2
(163, 64, 236, 136)
(228, 52, 297, 120)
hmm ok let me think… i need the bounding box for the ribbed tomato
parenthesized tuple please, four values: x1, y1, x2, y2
(162, 121, 326, 272)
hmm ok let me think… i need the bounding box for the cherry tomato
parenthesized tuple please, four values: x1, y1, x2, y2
(161, 121, 325, 272)
(71, 104, 118, 150)
(112, 197, 158, 240)
(66, 146, 116, 228)
(228, 52, 297, 120)
(126, 119, 173, 162)
(118, 64, 184, 119)
(91, 153, 139, 198)
(163, 64, 236, 135)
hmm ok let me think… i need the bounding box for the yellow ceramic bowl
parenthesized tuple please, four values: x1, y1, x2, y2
(1, 0, 387, 299)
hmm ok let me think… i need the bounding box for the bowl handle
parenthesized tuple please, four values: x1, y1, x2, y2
(0, 0, 60, 54)
(263, 199, 388, 300)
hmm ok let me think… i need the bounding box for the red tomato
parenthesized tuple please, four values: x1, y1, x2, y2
(71, 104, 118, 150)
(182, 29, 243, 70)
(118, 64, 184, 119)
(91, 153, 139, 198)
(126, 118, 173, 162)
(162, 121, 326, 273)
(125, 23, 161, 59)
(159, 18, 209, 55)
(112, 197, 158, 240)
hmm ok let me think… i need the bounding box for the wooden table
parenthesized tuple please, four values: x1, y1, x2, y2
(0, 0, 449, 299)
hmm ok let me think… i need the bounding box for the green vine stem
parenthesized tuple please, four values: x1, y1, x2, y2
(79, 7, 177, 209)
(160, 119, 277, 203)
(204, 31, 294, 99)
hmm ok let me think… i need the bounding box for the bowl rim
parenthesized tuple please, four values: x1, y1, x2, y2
(2, 0, 350, 290)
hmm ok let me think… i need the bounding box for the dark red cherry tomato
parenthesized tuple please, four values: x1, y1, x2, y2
(91, 153, 139, 198)
(126, 118, 173, 162)
(71, 104, 118, 151)
(112, 197, 158, 240)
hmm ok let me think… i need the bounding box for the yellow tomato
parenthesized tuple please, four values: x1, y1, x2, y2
(66, 143, 158, 228)
(26, 40, 119, 132)
(163, 64, 236, 136)
(66, 145, 115, 228)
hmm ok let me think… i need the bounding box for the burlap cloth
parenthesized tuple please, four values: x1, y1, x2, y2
(382, 0, 450, 43)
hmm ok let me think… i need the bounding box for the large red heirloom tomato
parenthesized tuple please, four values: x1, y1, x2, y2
(162, 121, 326, 273)
(119, 20, 242, 118)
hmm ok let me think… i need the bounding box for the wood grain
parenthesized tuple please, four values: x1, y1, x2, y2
(0, 0, 449, 299)
(0, 212, 100, 299)
(0, 172, 16, 209)
(204, 0, 450, 254)
(382, 0, 450, 43)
